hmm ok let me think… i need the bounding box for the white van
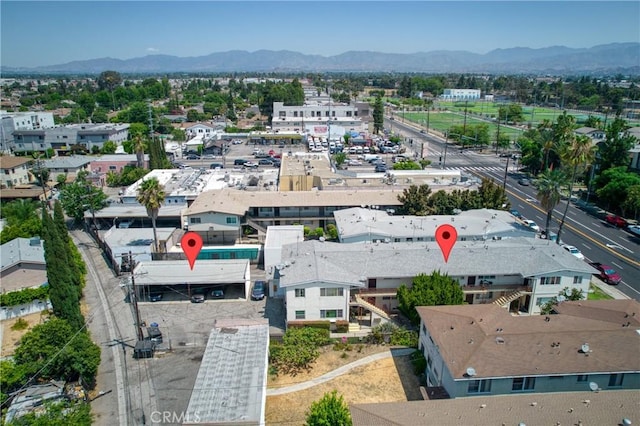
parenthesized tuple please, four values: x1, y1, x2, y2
(364, 154, 382, 162)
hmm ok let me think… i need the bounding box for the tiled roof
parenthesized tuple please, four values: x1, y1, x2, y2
(0, 156, 31, 169)
(416, 301, 640, 379)
(187, 188, 403, 216)
(350, 390, 639, 426)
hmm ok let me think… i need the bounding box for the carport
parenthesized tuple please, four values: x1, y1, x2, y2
(132, 259, 251, 302)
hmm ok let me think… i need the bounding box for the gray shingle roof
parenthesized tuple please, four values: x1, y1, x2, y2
(1, 237, 45, 271)
(277, 237, 597, 288)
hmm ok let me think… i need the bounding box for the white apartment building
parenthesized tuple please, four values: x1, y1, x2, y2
(1, 111, 55, 153)
(441, 89, 481, 100)
(271, 100, 366, 141)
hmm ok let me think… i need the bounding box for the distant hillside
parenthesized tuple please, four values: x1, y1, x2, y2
(2, 43, 639, 75)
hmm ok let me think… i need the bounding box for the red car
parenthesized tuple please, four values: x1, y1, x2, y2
(605, 215, 627, 228)
(589, 262, 622, 285)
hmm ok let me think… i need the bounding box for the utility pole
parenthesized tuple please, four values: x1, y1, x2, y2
(128, 251, 144, 342)
(442, 132, 449, 169)
(502, 156, 510, 191)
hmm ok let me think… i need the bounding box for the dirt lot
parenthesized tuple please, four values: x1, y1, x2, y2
(1, 312, 47, 357)
(266, 344, 423, 425)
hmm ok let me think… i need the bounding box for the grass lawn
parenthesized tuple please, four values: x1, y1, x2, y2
(587, 283, 613, 300)
(403, 111, 524, 141)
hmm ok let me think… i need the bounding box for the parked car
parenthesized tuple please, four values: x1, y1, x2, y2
(510, 209, 522, 219)
(149, 293, 163, 302)
(374, 163, 387, 173)
(346, 159, 362, 166)
(234, 158, 249, 166)
(191, 290, 205, 303)
(605, 214, 627, 228)
(254, 152, 270, 158)
(210, 288, 225, 299)
(232, 139, 243, 145)
(185, 154, 200, 160)
(589, 262, 622, 285)
(251, 280, 266, 300)
(258, 159, 274, 166)
(243, 161, 259, 168)
(518, 178, 530, 186)
(209, 163, 224, 169)
(627, 225, 640, 237)
(201, 154, 216, 159)
(521, 219, 540, 232)
(562, 244, 585, 260)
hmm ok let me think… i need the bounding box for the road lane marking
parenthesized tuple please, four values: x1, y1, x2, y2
(582, 244, 592, 251)
(506, 189, 640, 268)
(612, 261, 624, 270)
(620, 281, 640, 296)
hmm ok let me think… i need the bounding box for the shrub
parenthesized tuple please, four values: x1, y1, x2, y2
(335, 320, 349, 333)
(11, 318, 29, 331)
(287, 320, 331, 331)
(0, 286, 49, 307)
(410, 350, 427, 375)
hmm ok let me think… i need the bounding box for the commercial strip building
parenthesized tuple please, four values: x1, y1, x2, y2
(416, 300, 640, 398)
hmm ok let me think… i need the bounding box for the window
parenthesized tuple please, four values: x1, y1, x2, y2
(320, 288, 343, 297)
(512, 377, 536, 391)
(109, 165, 117, 170)
(320, 309, 343, 318)
(608, 374, 624, 387)
(190, 217, 201, 224)
(468, 379, 492, 394)
(540, 276, 561, 285)
(226, 217, 237, 224)
(295, 310, 305, 320)
(573, 276, 581, 284)
(536, 297, 553, 306)
(577, 375, 588, 382)
(295, 289, 305, 297)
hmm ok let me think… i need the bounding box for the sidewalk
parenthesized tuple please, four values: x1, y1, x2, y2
(590, 277, 630, 300)
(266, 347, 415, 396)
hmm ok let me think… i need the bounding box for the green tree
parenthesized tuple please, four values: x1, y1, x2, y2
(597, 118, 635, 170)
(97, 70, 122, 110)
(556, 135, 595, 244)
(136, 177, 166, 252)
(101, 140, 117, 154)
(623, 185, 640, 220)
(477, 178, 510, 210)
(373, 95, 384, 134)
(595, 167, 640, 212)
(13, 317, 100, 387)
(536, 168, 567, 236)
(41, 210, 84, 330)
(397, 184, 432, 216)
(333, 152, 347, 167)
(305, 390, 352, 426)
(53, 201, 86, 295)
(59, 175, 108, 223)
(393, 160, 422, 170)
(0, 199, 43, 244)
(397, 271, 464, 325)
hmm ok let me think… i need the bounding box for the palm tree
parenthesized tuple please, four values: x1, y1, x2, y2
(556, 135, 595, 244)
(133, 134, 145, 169)
(536, 168, 567, 237)
(136, 177, 165, 252)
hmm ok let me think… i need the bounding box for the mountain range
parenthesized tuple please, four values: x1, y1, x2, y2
(3, 43, 639, 75)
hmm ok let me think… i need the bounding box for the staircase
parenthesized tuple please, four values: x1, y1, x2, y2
(354, 295, 391, 320)
(493, 290, 526, 307)
(348, 322, 361, 332)
(244, 218, 268, 235)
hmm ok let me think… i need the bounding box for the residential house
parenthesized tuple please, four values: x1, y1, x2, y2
(0, 237, 46, 293)
(0, 156, 31, 188)
(416, 300, 640, 398)
(88, 154, 150, 186)
(270, 237, 597, 327)
(574, 126, 606, 144)
(41, 156, 92, 182)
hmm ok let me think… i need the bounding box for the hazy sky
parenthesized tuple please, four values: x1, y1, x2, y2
(2, 1, 639, 68)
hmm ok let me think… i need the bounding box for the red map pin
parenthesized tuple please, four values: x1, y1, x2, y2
(181, 232, 203, 270)
(435, 224, 458, 263)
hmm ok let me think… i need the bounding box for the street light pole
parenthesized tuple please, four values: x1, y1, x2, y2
(442, 132, 449, 169)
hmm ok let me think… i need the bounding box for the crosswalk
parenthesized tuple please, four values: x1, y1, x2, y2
(443, 166, 507, 173)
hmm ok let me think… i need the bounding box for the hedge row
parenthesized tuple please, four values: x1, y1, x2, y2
(0, 286, 49, 307)
(287, 320, 331, 330)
